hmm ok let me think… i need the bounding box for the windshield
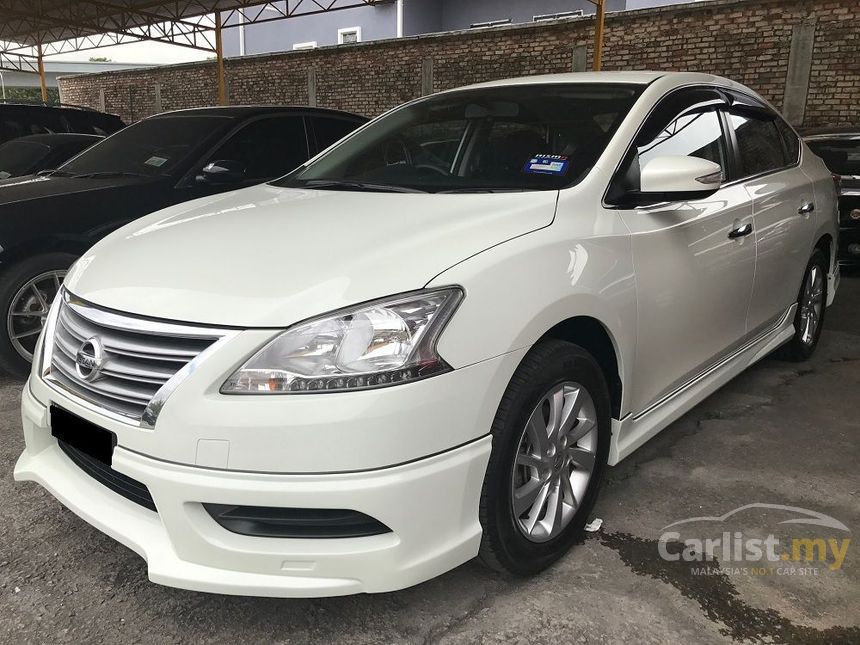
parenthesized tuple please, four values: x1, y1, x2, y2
(274, 84, 642, 193)
(0, 140, 50, 178)
(61, 115, 232, 177)
(807, 139, 860, 176)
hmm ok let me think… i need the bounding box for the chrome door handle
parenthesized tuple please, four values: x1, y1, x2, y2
(728, 223, 753, 239)
(798, 202, 815, 215)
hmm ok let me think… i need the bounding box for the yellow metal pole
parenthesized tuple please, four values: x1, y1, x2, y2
(593, 0, 606, 71)
(215, 11, 227, 105)
(37, 44, 48, 103)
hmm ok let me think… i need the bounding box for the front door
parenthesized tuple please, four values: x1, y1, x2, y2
(613, 95, 756, 414)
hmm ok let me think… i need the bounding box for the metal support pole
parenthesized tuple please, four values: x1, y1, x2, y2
(593, 0, 606, 71)
(37, 44, 48, 103)
(215, 10, 227, 105)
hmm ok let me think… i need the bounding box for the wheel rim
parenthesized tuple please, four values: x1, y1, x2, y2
(799, 264, 824, 346)
(511, 381, 598, 543)
(6, 269, 66, 362)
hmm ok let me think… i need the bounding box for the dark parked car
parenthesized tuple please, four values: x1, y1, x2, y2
(805, 129, 860, 266)
(0, 105, 367, 375)
(0, 133, 102, 179)
(0, 102, 124, 144)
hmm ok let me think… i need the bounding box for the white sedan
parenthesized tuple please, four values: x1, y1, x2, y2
(16, 71, 839, 597)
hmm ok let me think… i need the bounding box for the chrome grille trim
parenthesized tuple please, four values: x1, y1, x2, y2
(44, 291, 237, 427)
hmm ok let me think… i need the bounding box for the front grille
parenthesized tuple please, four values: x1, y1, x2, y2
(58, 439, 157, 512)
(47, 296, 224, 423)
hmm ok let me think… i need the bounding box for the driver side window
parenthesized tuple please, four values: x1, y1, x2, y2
(636, 109, 727, 175)
(205, 116, 310, 182)
(608, 88, 728, 203)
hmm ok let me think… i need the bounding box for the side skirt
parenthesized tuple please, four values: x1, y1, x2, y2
(607, 304, 797, 466)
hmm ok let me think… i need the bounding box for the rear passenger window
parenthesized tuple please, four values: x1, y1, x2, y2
(312, 117, 361, 151)
(729, 112, 786, 177)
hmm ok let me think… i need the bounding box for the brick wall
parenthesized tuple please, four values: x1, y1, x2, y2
(58, 0, 859, 130)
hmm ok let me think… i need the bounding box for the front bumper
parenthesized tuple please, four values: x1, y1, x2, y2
(15, 382, 493, 597)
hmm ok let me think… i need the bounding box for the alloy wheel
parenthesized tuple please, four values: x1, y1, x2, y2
(511, 381, 598, 543)
(6, 270, 66, 362)
(799, 264, 824, 346)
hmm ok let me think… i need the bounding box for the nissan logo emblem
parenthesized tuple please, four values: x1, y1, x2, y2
(75, 336, 105, 382)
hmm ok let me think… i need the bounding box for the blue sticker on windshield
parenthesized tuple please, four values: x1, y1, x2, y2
(523, 154, 569, 175)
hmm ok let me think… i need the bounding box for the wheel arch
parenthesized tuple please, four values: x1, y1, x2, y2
(0, 238, 87, 272)
(813, 233, 834, 273)
(539, 316, 624, 419)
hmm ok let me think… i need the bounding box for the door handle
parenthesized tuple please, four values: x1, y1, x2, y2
(798, 202, 815, 215)
(728, 223, 753, 239)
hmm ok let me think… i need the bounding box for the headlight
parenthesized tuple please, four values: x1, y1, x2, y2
(221, 287, 463, 394)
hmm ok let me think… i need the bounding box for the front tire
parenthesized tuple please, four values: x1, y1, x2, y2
(478, 339, 611, 575)
(778, 249, 828, 362)
(0, 253, 76, 378)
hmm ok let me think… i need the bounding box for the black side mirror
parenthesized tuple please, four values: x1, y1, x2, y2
(198, 160, 246, 184)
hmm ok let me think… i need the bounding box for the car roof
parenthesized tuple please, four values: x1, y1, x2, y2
(0, 101, 116, 115)
(7, 133, 104, 145)
(460, 71, 667, 89)
(148, 105, 367, 121)
(445, 71, 752, 96)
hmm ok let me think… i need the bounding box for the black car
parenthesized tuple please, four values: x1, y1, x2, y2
(0, 105, 367, 375)
(0, 102, 124, 144)
(805, 129, 860, 266)
(0, 133, 103, 179)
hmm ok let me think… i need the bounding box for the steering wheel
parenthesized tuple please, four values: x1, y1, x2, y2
(414, 163, 450, 177)
(383, 139, 412, 166)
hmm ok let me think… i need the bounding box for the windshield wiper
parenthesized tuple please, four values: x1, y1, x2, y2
(71, 171, 149, 179)
(36, 169, 76, 177)
(437, 187, 530, 194)
(302, 179, 426, 194)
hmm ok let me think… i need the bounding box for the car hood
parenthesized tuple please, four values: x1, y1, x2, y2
(0, 173, 159, 204)
(66, 183, 558, 327)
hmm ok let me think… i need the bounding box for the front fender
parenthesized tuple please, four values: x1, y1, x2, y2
(427, 212, 636, 418)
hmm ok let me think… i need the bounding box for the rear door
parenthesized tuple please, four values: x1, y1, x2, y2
(611, 87, 756, 414)
(725, 94, 814, 335)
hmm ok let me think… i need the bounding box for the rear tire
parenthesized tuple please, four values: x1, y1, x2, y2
(0, 253, 76, 378)
(478, 339, 611, 575)
(777, 249, 828, 362)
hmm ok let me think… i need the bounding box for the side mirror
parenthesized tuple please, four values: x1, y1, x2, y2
(639, 155, 722, 200)
(198, 159, 246, 185)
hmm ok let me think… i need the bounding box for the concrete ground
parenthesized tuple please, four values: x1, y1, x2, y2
(1, 274, 858, 644)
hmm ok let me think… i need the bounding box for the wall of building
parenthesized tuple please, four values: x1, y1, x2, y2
(222, 4, 398, 55)
(58, 0, 860, 130)
(436, 0, 624, 29)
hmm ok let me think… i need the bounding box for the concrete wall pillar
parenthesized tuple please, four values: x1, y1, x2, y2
(782, 18, 817, 126)
(572, 44, 587, 72)
(421, 57, 434, 95)
(307, 68, 317, 106)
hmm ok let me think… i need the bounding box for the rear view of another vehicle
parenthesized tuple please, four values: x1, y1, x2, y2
(0, 103, 124, 145)
(0, 133, 102, 179)
(805, 131, 860, 265)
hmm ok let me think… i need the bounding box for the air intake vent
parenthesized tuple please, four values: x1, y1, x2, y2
(57, 439, 157, 512)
